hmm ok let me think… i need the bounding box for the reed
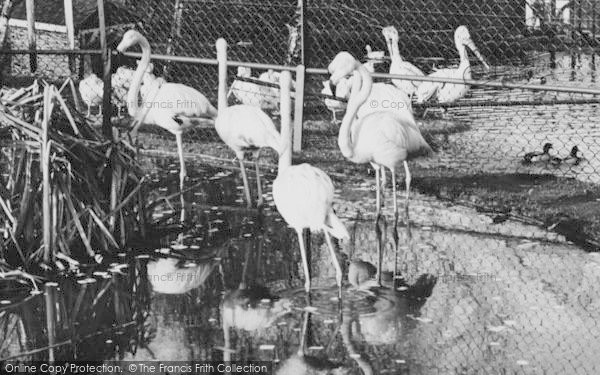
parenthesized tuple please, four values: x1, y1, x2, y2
(0, 80, 145, 287)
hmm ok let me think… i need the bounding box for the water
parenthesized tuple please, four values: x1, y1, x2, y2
(3, 157, 600, 374)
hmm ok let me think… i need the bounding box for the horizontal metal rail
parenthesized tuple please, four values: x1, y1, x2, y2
(116, 51, 297, 72)
(0, 49, 102, 55)
(3, 48, 600, 96)
(306, 67, 600, 95)
(307, 93, 600, 108)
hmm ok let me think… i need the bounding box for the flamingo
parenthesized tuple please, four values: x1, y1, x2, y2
(328, 52, 413, 120)
(272, 70, 348, 294)
(215, 39, 281, 208)
(228, 66, 262, 106)
(116, 30, 218, 190)
(338, 65, 431, 281)
(382, 26, 425, 97)
(416, 26, 490, 105)
(78, 73, 103, 117)
(111, 66, 136, 117)
(338, 65, 431, 217)
(140, 70, 166, 100)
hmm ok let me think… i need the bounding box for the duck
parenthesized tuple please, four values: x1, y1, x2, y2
(522, 142, 554, 164)
(563, 146, 584, 166)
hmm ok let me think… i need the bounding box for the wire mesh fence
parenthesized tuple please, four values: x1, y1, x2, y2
(3, 1, 600, 371)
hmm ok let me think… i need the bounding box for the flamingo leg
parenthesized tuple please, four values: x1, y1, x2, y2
(375, 214, 384, 286)
(253, 150, 263, 208)
(175, 133, 186, 192)
(374, 165, 381, 219)
(297, 229, 311, 293)
(391, 168, 400, 283)
(324, 231, 343, 300)
(238, 155, 252, 208)
(403, 161, 411, 229)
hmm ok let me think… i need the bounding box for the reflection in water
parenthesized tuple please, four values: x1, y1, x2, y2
(5, 157, 600, 373)
(346, 273, 437, 346)
(147, 257, 218, 294)
(222, 286, 291, 332)
(276, 312, 350, 375)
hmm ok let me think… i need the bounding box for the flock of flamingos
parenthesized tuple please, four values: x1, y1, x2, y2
(78, 25, 489, 295)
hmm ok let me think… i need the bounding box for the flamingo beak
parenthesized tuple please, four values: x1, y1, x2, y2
(116, 39, 128, 53)
(465, 39, 490, 71)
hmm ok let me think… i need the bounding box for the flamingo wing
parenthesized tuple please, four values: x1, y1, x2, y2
(215, 105, 281, 154)
(415, 68, 454, 103)
(151, 83, 218, 118)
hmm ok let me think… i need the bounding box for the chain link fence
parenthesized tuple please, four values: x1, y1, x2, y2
(3, 1, 600, 372)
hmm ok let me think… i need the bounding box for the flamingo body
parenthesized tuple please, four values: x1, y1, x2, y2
(229, 67, 262, 106)
(215, 104, 281, 158)
(273, 163, 348, 239)
(78, 74, 103, 116)
(346, 110, 430, 169)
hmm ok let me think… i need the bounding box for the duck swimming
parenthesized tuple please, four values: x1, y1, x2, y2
(563, 146, 583, 166)
(522, 143, 553, 164)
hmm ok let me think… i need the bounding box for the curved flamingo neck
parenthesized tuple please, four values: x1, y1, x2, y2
(126, 35, 151, 118)
(337, 65, 372, 160)
(389, 36, 402, 61)
(278, 72, 293, 174)
(217, 59, 228, 114)
(456, 39, 470, 69)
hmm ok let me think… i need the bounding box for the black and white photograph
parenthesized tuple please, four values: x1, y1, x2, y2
(1, 0, 600, 374)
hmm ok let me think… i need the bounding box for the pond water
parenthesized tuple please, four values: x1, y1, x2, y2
(3, 158, 600, 374)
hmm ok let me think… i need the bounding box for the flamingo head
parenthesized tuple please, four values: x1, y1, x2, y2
(455, 25, 490, 70)
(571, 145, 579, 156)
(364, 45, 385, 61)
(382, 26, 399, 54)
(116, 30, 145, 53)
(381, 26, 399, 41)
(328, 52, 360, 85)
(237, 66, 251, 77)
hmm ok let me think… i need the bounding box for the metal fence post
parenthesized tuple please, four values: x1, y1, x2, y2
(298, 0, 305, 66)
(293, 64, 305, 152)
(98, 0, 112, 139)
(25, 0, 36, 72)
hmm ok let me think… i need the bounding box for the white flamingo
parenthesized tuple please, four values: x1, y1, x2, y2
(78, 73, 103, 117)
(273, 70, 348, 294)
(416, 25, 490, 104)
(215, 39, 281, 208)
(337, 65, 430, 242)
(228, 66, 262, 106)
(382, 26, 425, 97)
(140, 69, 166, 100)
(111, 66, 136, 117)
(328, 52, 413, 120)
(116, 30, 218, 190)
